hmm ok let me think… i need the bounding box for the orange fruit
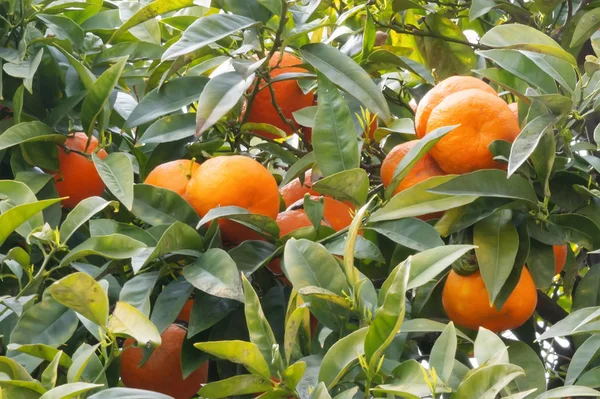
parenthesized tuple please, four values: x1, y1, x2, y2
(184, 155, 279, 245)
(280, 170, 319, 208)
(268, 209, 317, 275)
(415, 76, 497, 138)
(120, 324, 208, 399)
(442, 268, 537, 332)
(144, 159, 200, 196)
(425, 89, 521, 174)
(177, 299, 194, 323)
(244, 52, 315, 140)
(380, 140, 444, 196)
(54, 132, 108, 209)
(554, 244, 568, 275)
(314, 196, 354, 232)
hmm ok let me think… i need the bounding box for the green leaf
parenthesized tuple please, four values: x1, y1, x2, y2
(37, 14, 85, 48)
(183, 249, 244, 302)
(90, 219, 156, 246)
(310, 382, 333, 399)
(94, 42, 165, 64)
(312, 169, 368, 206)
(385, 125, 456, 199)
(131, 184, 200, 227)
(451, 364, 525, 399)
(59, 197, 118, 243)
(4, 48, 44, 93)
(474, 328, 508, 365)
(527, 240, 556, 289)
(39, 382, 102, 399)
(195, 340, 271, 378)
(508, 340, 547, 395)
(406, 245, 477, 290)
(508, 114, 556, 177)
(187, 291, 239, 337)
(401, 318, 473, 342)
(319, 328, 368, 389)
(311, 74, 359, 176)
(119, 272, 160, 315)
(150, 277, 194, 334)
(162, 14, 261, 60)
(365, 260, 410, 369)
(566, 334, 600, 385)
(0, 121, 65, 151)
(523, 52, 577, 93)
(280, 152, 316, 186)
(131, 221, 203, 273)
(534, 386, 600, 399)
(374, 359, 445, 397)
(87, 388, 176, 398)
(92, 152, 134, 210)
(474, 210, 519, 304)
(368, 218, 444, 252)
(80, 57, 127, 135)
(242, 274, 281, 374)
(6, 344, 72, 369)
(550, 214, 600, 250)
(480, 24, 577, 65)
(0, 199, 62, 247)
(126, 76, 209, 128)
(370, 175, 478, 222)
(59, 234, 148, 267)
(40, 351, 63, 390)
(108, 301, 161, 346)
(537, 307, 600, 340)
(429, 322, 457, 382)
(0, 179, 45, 237)
(49, 272, 109, 326)
(571, 8, 600, 48)
(199, 374, 273, 398)
(428, 170, 538, 205)
(196, 71, 254, 136)
(110, 0, 194, 42)
(8, 296, 78, 372)
(300, 43, 392, 124)
(139, 113, 196, 145)
(531, 122, 556, 197)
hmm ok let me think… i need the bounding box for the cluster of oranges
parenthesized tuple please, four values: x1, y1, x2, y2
(381, 75, 566, 332)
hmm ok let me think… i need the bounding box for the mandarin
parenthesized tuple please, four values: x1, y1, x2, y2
(184, 155, 279, 245)
(442, 268, 537, 332)
(120, 324, 208, 399)
(415, 76, 497, 138)
(244, 52, 315, 140)
(268, 209, 318, 275)
(144, 159, 200, 196)
(554, 244, 568, 275)
(177, 298, 194, 323)
(425, 89, 521, 174)
(280, 170, 319, 208)
(54, 132, 108, 209)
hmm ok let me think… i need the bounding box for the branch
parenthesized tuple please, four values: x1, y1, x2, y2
(377, 21, 490, 50)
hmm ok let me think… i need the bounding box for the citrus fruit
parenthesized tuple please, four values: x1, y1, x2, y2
(312, 196, 354, 231)
(54, 132, 108, 209)
(442, 268, 537, 332)
(414, 76, 497, 138)
(554, 244, 568, 275)
(244, 52, 315, 140)
(380, 140, 444, 196)
(268, 209, 317, 275)
(280, 170, 319, 208)
(120, 324, 208, 399)
(184, 155, 279, 245)
(425, 89, 521, 174)
(144, 159, 200, 196)
(177, 299, 194, 323)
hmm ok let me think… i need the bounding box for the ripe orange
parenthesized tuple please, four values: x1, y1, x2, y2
(120, 324, 208, 399)
(144, 159, 200, 196)
(268, 209, 317, 275)
(442, 268, 537, 332)
(425, 89, 521, 174)
(554, 244, 568, 275)
(244, 52, 315, 140)
(54, 132, 108, 209)
(313, 196, 354, 232)
(184, 155, 280, 245)
(414, 76, 497, 138)
(280, 170, 319, 208)
(177, 299, 194, 323)
(380, 140, 444, 196)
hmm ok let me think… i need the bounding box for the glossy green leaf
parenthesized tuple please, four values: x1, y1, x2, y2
(312, 168, 368, 206)
(119, 271, 160, 316)
(87, 388, 175, 398)
(40, 351, 63, 391)
(0, 121, 65, 151)
(571, 8, 600, 47)
(474, 210, 519, 304)
(428, 170, 538, 205)
(188, 291, 239, 337)
(534, 386, 600, 398)
(385, 125, 456, 198)
(39, 382, 102, 399)
(537, 307, 600, 340)
(507, 340, 547, 395)
(150, 278, 194, 334)
(429, 322, 457, 382)
(93, 152, 134, 210)
(451, 364, 524, 399)
(508, 114, 556, 177)
(126, 77, 209, 128)
(59, 197, 118, 243)
(195, 340, 271, 378)
(406, 245, 477, 290)
(108, 301, 161, 346)
(163, 14, 260, 60)
(527, 240, 555, 289)
(310, 382, 332, 399)
(550, 214, 600, 250)
(401, 318, 473, 342)
(49, 272, 109, 326)
(199, 374, 273, 398)
(0, 179, 45, 236)
(183, 249, 244, 302)
(37, 14, 84, 48)
(138, 113, 196, 145)
(131, 184, 199, 226)
(300, 43, 391, 123)
(371, 175, 478, 222)
(80, 57, 127, 135)
(474, 328, 508, 365)
(0, 199, 62, 247)
(312, 74, 359, 176)
(59, 234, 147, 267)
(6, 344, 72, 369)
(374, 359, 441, 397)
(523, 52, 577, 93)
(319, 327, 368, 389)
(368, 218, 444, 251)
(566, 334, 600, 385)
(197, 206, 279, 238)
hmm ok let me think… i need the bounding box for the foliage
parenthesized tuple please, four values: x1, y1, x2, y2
(0, 0, 599, 398)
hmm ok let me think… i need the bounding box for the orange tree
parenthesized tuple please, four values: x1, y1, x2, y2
(0, 0, 599, 398)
